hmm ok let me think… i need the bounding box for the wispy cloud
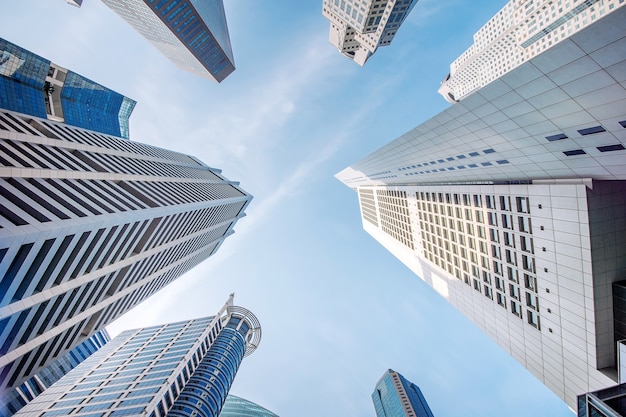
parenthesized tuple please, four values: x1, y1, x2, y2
(406, 0, 461, 27)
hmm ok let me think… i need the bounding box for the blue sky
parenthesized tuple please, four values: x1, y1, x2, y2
(3, 1, 575, 416)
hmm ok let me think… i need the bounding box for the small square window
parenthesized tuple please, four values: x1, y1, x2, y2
(563, 149, 585, 156)
(483, 148, 496, 154)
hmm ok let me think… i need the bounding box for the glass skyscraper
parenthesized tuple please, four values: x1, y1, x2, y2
(219, 395, 278, 417)
(0, 329, 110, 417)
(0, 105, 252, 397)
(97, 0, 236, 82)
(12, 295, 261, 417)
(372, 369, 434, 417)
(0, 38, 136, 138)
(337, 5, 626, 411)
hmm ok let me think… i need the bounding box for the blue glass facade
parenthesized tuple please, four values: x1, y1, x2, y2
(60, 71, 136, 138)
(168, 318, 249, 417)
(0, 38, 135, 138)
(0, 329, 110, 417)
(145, 0, 235, 82)
(0, 38, 49, 119)
(372, 370, 435, 417)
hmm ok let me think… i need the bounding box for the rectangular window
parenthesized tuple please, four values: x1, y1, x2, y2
(545, 133, 567, 141)
(563, 149, 586, 156)
(597, 144, 625, 152)
(577, 125, 606, 135)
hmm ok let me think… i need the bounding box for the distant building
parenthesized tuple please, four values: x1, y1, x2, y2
(219, 395, 278, 417)
(0, 329, 110, 417)
(0, 105, 252, 397)
(97, 0, 236, 82)
(12, 295, 261, 417)
(322, 0, 419, 66)
(372, 369, 434, 417)
(337, 6, 626, 410)
(438, 0, 625, 103)
(0, 38, 135, 138)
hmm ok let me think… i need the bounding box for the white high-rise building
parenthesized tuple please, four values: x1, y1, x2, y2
(0, 107, 252, 397)
(337, 6, 626, 410)
(438, 0, 625, 103)
(322, 0, 419, 66)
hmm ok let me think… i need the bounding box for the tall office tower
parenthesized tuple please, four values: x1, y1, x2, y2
(94, 0, 236, 82)
(0, 107, 252, 397)
(218, 395, 278, 417)
(322, 0, 419, 66)
(0, 329, 110, 417)
(438, 0, 625, 103)
(12, 295, 262, 417)
(372, 369, 434, 417)
(337, 6, 626, 410)
(0, 38, 136, 138)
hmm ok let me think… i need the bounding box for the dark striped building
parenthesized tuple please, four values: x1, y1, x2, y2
(0, 107, 252, 397)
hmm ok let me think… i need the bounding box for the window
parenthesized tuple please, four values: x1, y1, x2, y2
(597, 144, 625, 152)
(577, 125, 606, 135)
(545, 133, 567, 141)
(527, 310, 540, 328)
(563, 149, 585, 156)
(511, 300, 521, 316)
(497, 292, 506, 307)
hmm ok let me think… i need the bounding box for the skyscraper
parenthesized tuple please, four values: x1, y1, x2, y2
(219, 395, 278, 417)
(438, 0, 625, 103)
(322, 0, 419, 66)
(337, 6, 626, 410)
(12, 294, 262, 417)
(0, 38, 136, 138)
(0, 329, 110, 417)
(95, 0, 236, 82)
(0, 106, 252, 397)
(372, 369, 434, 417)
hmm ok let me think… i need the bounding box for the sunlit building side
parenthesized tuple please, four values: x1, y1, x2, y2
(337, 7, 626, 410)
(322, 0, 419, 66)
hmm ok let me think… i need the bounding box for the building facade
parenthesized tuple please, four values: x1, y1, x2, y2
(12, 295, 261, 417)
(0, 38, 136, 138)
(0, 329, 110, 417)
(218, 395, 278, 417)
(0, 107, 252, 397)
(438, 0, 625, 103)
(322, 0, 418, 66)
(337, 6, 626, 410)
(372, 369, 434, 417)
(97, 0, 236, 82)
